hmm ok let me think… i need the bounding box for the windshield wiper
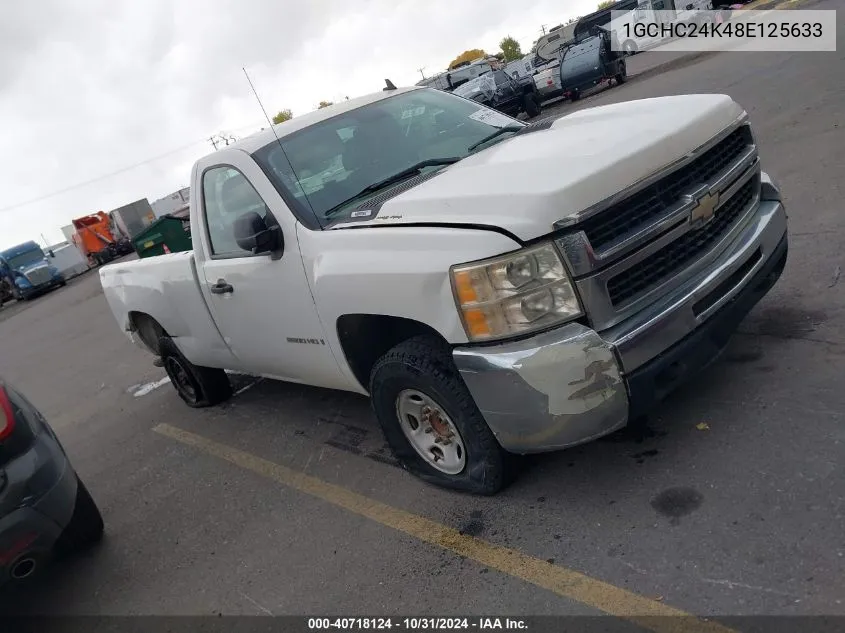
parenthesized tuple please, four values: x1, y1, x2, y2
(467, 125, 524, 152)
(325, 157, 461, 217)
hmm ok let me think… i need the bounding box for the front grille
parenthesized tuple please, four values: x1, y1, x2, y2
(26, 267, 51, 286)
(580, 125, 754, 250)
(607, 178, 756, 307)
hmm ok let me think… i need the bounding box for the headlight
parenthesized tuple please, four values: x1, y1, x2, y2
(450, 242, 583, 342)
(14, 277, 32, 288)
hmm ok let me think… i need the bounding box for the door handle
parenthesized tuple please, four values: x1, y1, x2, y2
(210, 278, 234, 295)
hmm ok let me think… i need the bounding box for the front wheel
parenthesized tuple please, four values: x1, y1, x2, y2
(523, 93, 541, 118)
(159, 336, 232, 407)
(570, 88, 581, 101)
(369, 336, 512, 495)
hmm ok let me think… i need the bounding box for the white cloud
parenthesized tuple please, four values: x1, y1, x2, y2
(0, 0, 594, 249)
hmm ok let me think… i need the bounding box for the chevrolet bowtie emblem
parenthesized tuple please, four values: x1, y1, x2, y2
(689, 191, 719, 227)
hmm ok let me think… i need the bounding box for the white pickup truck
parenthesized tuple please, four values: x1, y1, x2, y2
(101, 86, 788, 494)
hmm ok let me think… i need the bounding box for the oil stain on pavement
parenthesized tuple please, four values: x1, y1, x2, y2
(651, 487, 704, 526)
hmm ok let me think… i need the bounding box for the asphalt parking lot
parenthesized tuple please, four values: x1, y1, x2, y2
(1, 4, 844, 625)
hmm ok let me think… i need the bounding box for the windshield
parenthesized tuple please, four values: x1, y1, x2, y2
(6, 248, 46, 270)
(453, 74, 497, 100)
(252, 89, 522, 225)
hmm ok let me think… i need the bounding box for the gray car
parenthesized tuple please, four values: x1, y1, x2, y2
(0, 378, 103, 584)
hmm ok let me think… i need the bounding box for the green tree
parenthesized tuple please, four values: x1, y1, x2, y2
(317, 101, 334, 109)
(597, 0, 615, 8)
(499, 36, 523, 62)
(272, 109, 293, 124)
(448, 48, 487, 69)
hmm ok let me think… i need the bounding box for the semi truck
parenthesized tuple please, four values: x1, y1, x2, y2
(100, 87, 787, 494)
(71, 213, 126, 266)
(0, 241, 66, 302)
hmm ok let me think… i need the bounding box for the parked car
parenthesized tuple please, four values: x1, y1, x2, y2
(0, 379, 103, 584)
(100, 86, 788, 495)
(452, 70, 542, 118)
(559, 29, 627, 100)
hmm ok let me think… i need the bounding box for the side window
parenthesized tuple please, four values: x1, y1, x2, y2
(202, 166, 269, 257)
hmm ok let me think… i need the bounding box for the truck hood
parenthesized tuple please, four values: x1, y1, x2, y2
(15, 260, 50, 274)
(331, 94, 745, 241)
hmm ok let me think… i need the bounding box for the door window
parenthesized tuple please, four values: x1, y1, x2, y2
(202, 167, 269, 257)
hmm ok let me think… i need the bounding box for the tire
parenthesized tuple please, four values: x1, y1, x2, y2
(59, 280, 67, 287)
(523, 93, 541, 118)
(623, 40, 638, 56)
(55, 476, 104, 555)
(159, 336, 232, 408)
(369, 336, 513, 495)
(615, 61, 627, 85)
(570, 89, 581, 102)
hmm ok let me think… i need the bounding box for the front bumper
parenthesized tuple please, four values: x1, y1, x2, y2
(454, 198, 787, 454)
(18, 277, 63, 298)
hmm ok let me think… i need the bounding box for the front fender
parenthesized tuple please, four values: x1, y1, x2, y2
(297, 224, 522, 366)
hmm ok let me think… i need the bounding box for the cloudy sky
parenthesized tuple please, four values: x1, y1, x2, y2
(0, 0, 597, 250)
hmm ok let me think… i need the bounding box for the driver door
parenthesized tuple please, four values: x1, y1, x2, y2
(492, 70, 518, 111)
(195, 150, 347, 389)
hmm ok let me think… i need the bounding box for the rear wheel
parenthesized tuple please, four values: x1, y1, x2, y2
(159, 336, 231, 408)
(570, 89, 581, 101)
(55, 476, 104, 555)
(369, 336, 512, 495)
(523, 93, 541, 118)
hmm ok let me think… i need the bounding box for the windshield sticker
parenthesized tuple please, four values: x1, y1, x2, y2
(468, 109, 515, 128)
(350, 209, 373, 218)
(400, 106, 426, 119)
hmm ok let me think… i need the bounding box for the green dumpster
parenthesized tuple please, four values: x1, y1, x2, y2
(132, 215, 192, 259)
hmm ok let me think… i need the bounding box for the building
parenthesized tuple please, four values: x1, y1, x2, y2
(151, 187, 191, 219)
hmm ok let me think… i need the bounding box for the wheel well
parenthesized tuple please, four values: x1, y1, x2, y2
(127, 312, 168, 355)
(337, 314, 446, 392)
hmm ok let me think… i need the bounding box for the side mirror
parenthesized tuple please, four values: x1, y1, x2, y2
(49, 250, 56, 258)
(233, 211, 283, 259)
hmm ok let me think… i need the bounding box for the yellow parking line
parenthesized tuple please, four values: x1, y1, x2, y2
(153, 423, 735, 633)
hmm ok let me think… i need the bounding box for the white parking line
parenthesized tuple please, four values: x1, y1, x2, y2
(132, 376, 171, 397)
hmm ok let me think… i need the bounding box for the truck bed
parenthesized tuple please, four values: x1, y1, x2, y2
(99, 252, 236, 370)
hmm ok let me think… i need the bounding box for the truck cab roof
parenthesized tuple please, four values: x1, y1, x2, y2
(0, 241, 42, 260)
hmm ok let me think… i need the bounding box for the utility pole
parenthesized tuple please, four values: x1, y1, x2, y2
(209, 133, 237, 151)
(540, 24, 547, 35)
(417, 66, 427, 80)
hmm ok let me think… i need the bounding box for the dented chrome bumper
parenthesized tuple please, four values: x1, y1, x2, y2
(454, 194, 787, 454)
(454, 324, 629, 453)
